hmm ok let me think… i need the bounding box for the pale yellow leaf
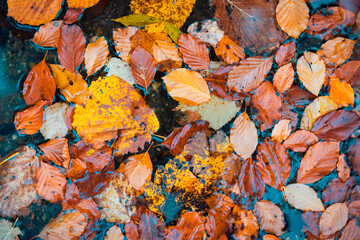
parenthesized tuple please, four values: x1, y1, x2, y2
(283, 183, 324, 211)
(320, 203, 348, 236)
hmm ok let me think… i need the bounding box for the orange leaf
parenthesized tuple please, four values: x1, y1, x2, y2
(275, 40, 296, 66)
(23, 58, 56, 105)
(85, 37, 109, 76)
(76, 198, 101, 221)
(254, 200, 285, 236)
(329, 76, 354, 107)
(32, 21, 63, 48)
(7, 0, 63, 26)
(118, 152, 152, 191)
(129, 46, 156, 90)
(238, 158, 265, 199)
(64, 158, 87, 179)
(347, 137, 360, 175)
(58, 24, 86, 73)
(162, 68, 211, 105)
(227, 56, 273, 93)
(39, 138, 70, 169)
(283, 130, 319, 152)
(271, 119, 292, 142)
(214, 35, 245, 65)
(297, 141, 339, 184)
(63, 8, 84, 24)
(178, 33, 210, 70)
(35, 161, 67, 203)
(282, 85, 316, 108)
(231, 206, 259, 240)
(273, 63, 294, 94)
(67, 0, 101, 8)
(263, 235, 281, 240)
(337, 154, 350, 182)
(14, 100, 47, 135)
(105, 225, 124, 240)
(166, 212, 205, 240)
(113, 27, 138, 62)
(61, 75, 89, 105)
(317, 37, 355, 68)
(319, 203, 348, 236)
(333, 60, 360, 88)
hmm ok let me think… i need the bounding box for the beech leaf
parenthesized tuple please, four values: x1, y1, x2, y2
(283, 184, 324, 211)
(237, 158, 265, 199)
(271, 119, 292, 143)
(39, 138, 70, 169)
(273, 63, 294, 94)
(14, 100, 47, 135)
(333, 60, 360, 88)
(32, 21, 63, 48)
(214, 35, 245, 65)
(329, 76, 354, 107)
(165, 212, 205, 239)
(85, 36, 109, 76)
(67, 0, 101, 8)
(283, 130, 319, 152)
(339, 219, 360, 240)
(129, 46, 156, 90)
(319, 203, 348, 236)
(178, 33, 210, 70)
(113, 27, 138, 61)
(40, 102, 69, 140)
(254, 200, 285, 236)
(275, 40, 296, 66)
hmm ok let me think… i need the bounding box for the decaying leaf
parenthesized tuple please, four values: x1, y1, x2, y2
(317, 37, 355, 68)
(14, 100, 47, 135)
(63, 8, 84, 24)
(275, 40, 296, 67)
(273, 63, 294, 94)
(283, 130, 319, 152)
(165, 212, 205, 239)
(321, 177, 355, 206)
(238, 158, 265, 200)
(129, 46, 156, 90)
(39, 138, 70, 169)
(283, 184, 324, 211)
(40, 102, 69, 139)
(32, 21, 63, 48)
(105, 58, 136, 85)
(319, 203, 348, 236)
(178, 33, 210, 70)
(113, 27, 138, 62)
(187, 19, 224, 46)
(329, 76, 354, 107)
(276, 0, 309, 38)
(254, 200, 285, 236)
(231, 206, 259, 240)
(214, 35, 245, 65)
(271, 119, 292, 143)
(85, 36, 109, 76)
(0, 219, 22, 240)
(230, 112, 258, 160)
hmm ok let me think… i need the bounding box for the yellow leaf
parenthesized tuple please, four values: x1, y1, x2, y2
(329, 76, 354, 107)
(144, 21, 166, 33)
(112, 14, 161, 27)
(164, 21, 182, 43)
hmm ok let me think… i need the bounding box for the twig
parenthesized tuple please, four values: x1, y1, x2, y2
(4, 217, 19, 240)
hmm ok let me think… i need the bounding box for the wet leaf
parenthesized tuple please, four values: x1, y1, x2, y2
(329, 76, 354, 107)
(129, 46, 156, 90)
(113, 27, 138, 61)
(321, 177, 355, 206)
(39, 138, 70, 169)
(35, 161, 66, 203)
(231, 206, 259, 240)
(238, 158, 265, 199)
(302, 211, 321, 239)
(348, 201, 360, 219)
(256, 138, 291, 190)
(250, 81, 282, 132)
(63, 8, 84, 24)
(283, 184, 324, 211)
(67, 0, 101, 8)
(317, 37, 355, 68)
(254, 200, 285, 236)
(347, 137, 360, 175)
(39, 211, 88, 240)
(61, 76, 89, 105)
(297, 141, 339, 184)
(165, 212, 205, 240)
(333, 60, 360, 88)
(40, 102, 69, 139)
(105, 58, 136, 85)
(58, 24, 86, 73)
(187, 19, 224, 46)
(282, 85, 316, 108)
(85, 37, 109, 76)
(230, 112, 258, 160)
(339, 219, 360, 240)
(297, 51, 326, 96)
(162, 68, 211, 106)
(0, 219, 22, 240)
(178, 33, 210, 70)
(14, 100, 47, 135)
(113, 14, 161, 27)
(64, 158, 87, 179)
(0, 146, 38, 218)
(227, 56, 273, 93)
(75, 198, 101, 221)
(319, 203, 348, 236)
(337, 154, 350, 182)
(273, 63, 294, 94)
(283, 130, 319, 152)
(214, 35, 245, 65)
(275, 40, 296, 66)
(311, 109, 360, 141)
(32, 21, 63, 48)
(263, 235, 281, 240)
(276, 0, 309, 38)
(271, 119, 292, 143)
(7, 0, 63, 26)
(105, 225, 124, 240)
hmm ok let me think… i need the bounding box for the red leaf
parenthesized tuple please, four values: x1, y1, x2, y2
(322, 177, 355, 206)
(39, 138, 70, 169)
(129, 46, 156, 90)
(297, 141, 339, 184)
(238, 158, 265, 199)
(14, 100, 47, 135)
(333, 60, 360, 88)
(23, 59, 56, 105)
(275, 40, 296, 66)
(250, 81, 282, 132)
(76, 198, 100, 221)
(348, 137, 360, 175)
(63, 8, 84, 24)
(165, 212, 205, 240)
(256, 138, 291, 190)
(311, 109, 360, 141)
(283, 130, 319, 152)
(178, 33, 210, 70)
(282, 85, 316, 108)
(32, 21, 63, 48)
(58, 24, 86, 73)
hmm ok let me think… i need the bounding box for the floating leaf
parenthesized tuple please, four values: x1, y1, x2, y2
(39, 138, 70, 169)
(271, 119, 292, 143)
(319, 203, 348, 236)
(14, 100, 47, 135)
(105, 58, 136, 85)
(214, 35, 245, 65)
(227, 56, 273, 93)
(129, 46, 156, 90)
(85, 37, 109, 76)
(178, 33, 210, 70)
(297, 51, 325, 96)
(165, 212, 205, 239)
(297, 141, 339, 184)
(254, 200, 285, 236)
(162, 68, 211, 106)
(283, 130, 319, 152)
(329, 76, 354, 107)
(275, 40, 296, 66)
(0, 219, 22, 240)
(283, 184, 324, 211)
(187, 19, 224, 46)
(238, 158, 265, 199)
(230, 112, 258, 160)
(63, 8, 84, 24)
(67, 0, 101, 8)
(32, 21, 63, 48)
(113, 27, 138, 61)
(276, 0, 309, 38)
(40, 102, 69, 139)
(333, 60, 360, 88)
(273, 63, 294, 94)
(317, 37, 355, 68)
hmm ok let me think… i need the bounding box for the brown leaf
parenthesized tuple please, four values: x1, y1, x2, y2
(347, 137, 360, 175)
(283, 130, 319, 152)
(32, 21, 63, 48)
(227, 56, 273, 93)
(297, 141, 340, 184)
(58, 24, 86, 73)
(337, 154, 350, 182)
(105, 225, 124, 240)
(114, 27, 138, 62)
(271, 119, 292, 143)
(187, 20, 224, 46)
(39, 138, 70, 169)
(129, 46, 156, 90)
(339, 219, 360, 240)
(333, 60, 360, 88)
(76, 198, 101, 221)
(178, 33, 210, 70)
(311, 109, 360, 141)
(317, 37, 355, 68)
(348, 201, 360, 219)
(63, 8, 84, 24)
(250, 81, 282, 132)
(85, 36, 109, 76)
(230, 205, 259, 240)
(214, 35, 245, 65)
(14, 100, 47, 135)
(275, 40, 296, 67)
(254, 200, 285, 236)
(35, 161, 67, 203)
(322, 177, 355, 206)
(282, 85, 316, 108)
(238, 158, 265, 199)
(320, 203, 348, 236)
(302, 212, 321, 239)
(329, 76, 354, 107)
(209, 130, 232, 155)
(165, 212, 205, 240)
(273, 63, 294, 94)
(64, 158, 87, 179)
(256, 138, 291, 190)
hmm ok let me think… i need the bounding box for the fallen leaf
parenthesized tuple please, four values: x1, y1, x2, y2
(283, 130, 319, 152)
(227, 56, 273, 93)
(337, 154, 350, 182)
(329, 76, 354, 107)
(250, 81, 282, 132)
(187, 19, 224, 46)
(14, 100, 47, 135)
(230, 112, 258, 160)
(231, 205, 259, 240)
(76, 198, 101, 221)
(61, 75, 89, 105)
(263, 235, 281, 240)
(64, 158, 87, 179)
(113, 27, 138, 62)
(319, 203, 348, 236)
(302, 211, 321, 239)
(256, 138, 291, 190)
(63, 8, 84, 24)
(297, 141, 340, 184)
(297, 51, 326, 96)
(67, 0, 101, 8)
(254, 200, 285, 236)
(283, 184, 324, 211)
(347, 137, 360, 175)
(0, 219, 22, 240)
(105, 225, 124, 240)
(39, 211, 88, 240)
(317, 37, 355, 68)
(105, 58, 136, 85)
(282, 85, 316, 108)
(339, 219, 360, 240)
(40, 102, 69, 139)
(276, 0, 309, 38)
(178, 33, 210, 70)
(238, 158, 265, 199)
(311, 109, 360, 141)
(39, 138, 70, 169)
(129, 46, 156, 90)
(165, 212, 205, 240)
(85, 36, 109, 76)
(321, 177, 355, 206)
(214, 35, 245, 65)
(273, 63, 294, 94)
(275, 40, 296, 66)
(271, 119, 292, 143)
(333, 60, 360, 88)
(58, 24, 86, 73)
(32, 21, 63, 48)
(348, 201, 360, 219)
(162, 68, 211, 105)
